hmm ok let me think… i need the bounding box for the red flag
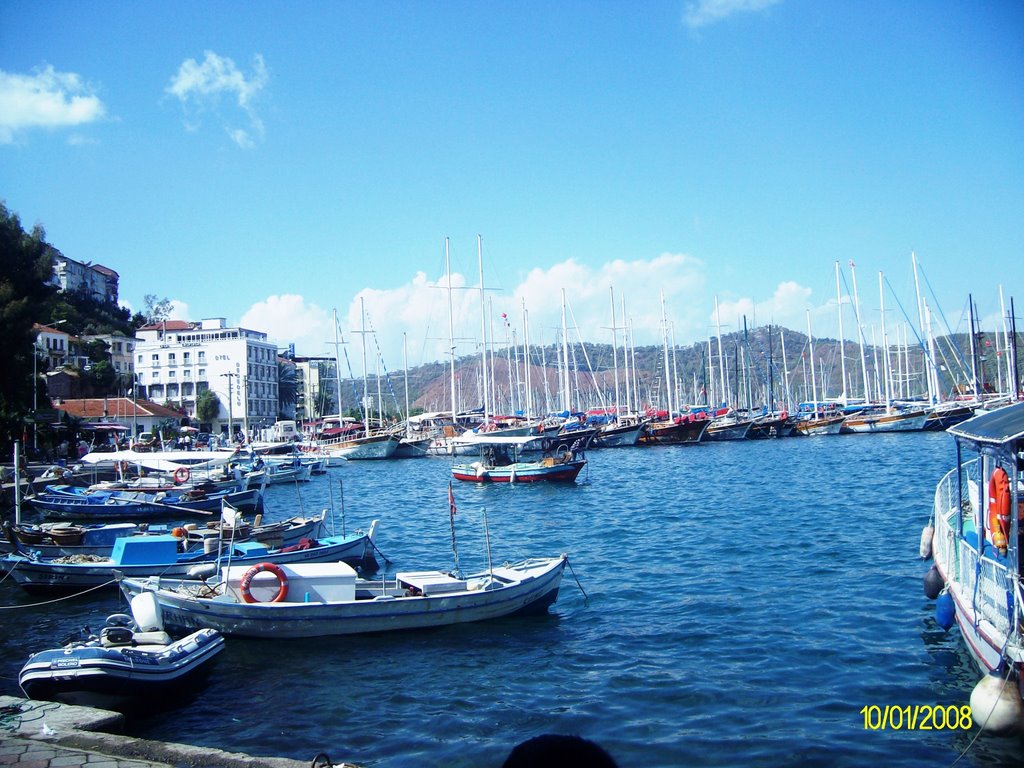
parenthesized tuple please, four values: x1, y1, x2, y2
(448, 481, 457, 518)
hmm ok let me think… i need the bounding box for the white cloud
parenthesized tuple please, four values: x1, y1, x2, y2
(166, 51, 268, 148)
(683, 0, 782, 29)
(236, 255, 838, 373)
(0, 65, 105, 144)
(169, 299, 192, 322)
(240, 295, 334, 356)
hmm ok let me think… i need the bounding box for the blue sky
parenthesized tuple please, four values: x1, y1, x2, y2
(2, 0, 1022, 370)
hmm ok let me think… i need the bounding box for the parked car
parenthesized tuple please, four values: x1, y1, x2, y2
(195, 432, 211, 449)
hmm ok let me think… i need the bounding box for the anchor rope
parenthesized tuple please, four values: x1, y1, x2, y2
(0, 577, 118, 609)
(565, 556, 589, 606)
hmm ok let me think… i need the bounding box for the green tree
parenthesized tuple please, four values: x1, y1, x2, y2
(0, 202, 58, 454)
(277, 359, 297, 418)
(143, 294, 173, 325)
(196, 388, 220, 424)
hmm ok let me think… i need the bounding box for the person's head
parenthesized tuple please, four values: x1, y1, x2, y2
(502, 734, 618, 768)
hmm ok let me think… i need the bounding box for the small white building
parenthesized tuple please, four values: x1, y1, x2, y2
(134, 318, 279, 436)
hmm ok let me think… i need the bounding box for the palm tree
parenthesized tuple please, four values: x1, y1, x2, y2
(277, 359, 297, 419)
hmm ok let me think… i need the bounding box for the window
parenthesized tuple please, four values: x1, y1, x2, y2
(169, 370, 176, 378)
(183, 352, 191, 362)
(198, 352, 206, 363)
(151, 354, 159, 362)
(184, 370, 191, 379)
(168, 353, 176, 363)
(138, 354, 143, 364)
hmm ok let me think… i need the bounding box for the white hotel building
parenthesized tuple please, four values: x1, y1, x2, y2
(134, 318, 279, 436)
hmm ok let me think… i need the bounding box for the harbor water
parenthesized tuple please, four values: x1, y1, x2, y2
(2, 432, 1022, 767)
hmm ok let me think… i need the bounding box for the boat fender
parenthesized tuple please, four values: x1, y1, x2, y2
(923, 565, 944, 600)
(188, 562, 218, 580)
(174, 467, 191, 485)
(988, 467, 1011, 554)
(919, 523, 935, 560)
(970, 673, 1024, 735)
(240, 562, 289, 603)
(935, 590, 955, 630)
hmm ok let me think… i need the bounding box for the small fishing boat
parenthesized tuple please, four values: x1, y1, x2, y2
(450, 436, 586, 484)
(19, 591, 224, 710)
(922, 400, 1024, 735)
(119, 555, 567, 639)
(26, 485, 261, 521)
(1, 510, 329, 559)
(2, 520, 379, 594)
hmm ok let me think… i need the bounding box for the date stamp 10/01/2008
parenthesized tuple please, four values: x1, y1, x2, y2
(860, 705, 973, 731)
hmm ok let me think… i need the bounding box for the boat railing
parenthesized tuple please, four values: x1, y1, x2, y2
(933, 462, 1017, 636)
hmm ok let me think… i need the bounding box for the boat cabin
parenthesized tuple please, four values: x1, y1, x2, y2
(222, 561, 357, 603)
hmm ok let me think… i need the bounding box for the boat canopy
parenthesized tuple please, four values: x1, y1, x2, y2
(948, 402, 1024, 447)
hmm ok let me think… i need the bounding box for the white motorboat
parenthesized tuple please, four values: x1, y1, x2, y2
(119, 554, 567, 639)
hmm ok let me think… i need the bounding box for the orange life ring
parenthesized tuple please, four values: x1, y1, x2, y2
(239, 562, 289, 604)
(988, 466, 1011, 552)
(173, 467, 190, 485)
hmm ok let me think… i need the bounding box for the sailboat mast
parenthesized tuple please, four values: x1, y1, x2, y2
(445, 237, 457, 427)
(660, 292, 674, 416)
(707, 335, 715, 406)
(911, 251, 935, 404)
(610, 286, 621, 420)
(879, 272, 892, 411)
(359, 297, 370, 437)
(332, 308, 344, 421)
(622, 294, 632, 414)
(849, 261, 871, 403)
(522, 300, 533, 419)
(561, 289, 571, 413)
(478, 235, 489, 424)
(835, 261, 848, 406)
(1000, 285, 1011, 395)
(806, 310, 819, 413)
(715, 296, 727, 406)
(968, 293, 979, 398)
(403, 332, 411, 438)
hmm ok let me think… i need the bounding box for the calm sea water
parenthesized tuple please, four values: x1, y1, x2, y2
(2, 433, 1022, 767)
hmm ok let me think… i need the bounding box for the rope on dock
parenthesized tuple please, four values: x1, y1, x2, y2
(0, 700, 59, 732)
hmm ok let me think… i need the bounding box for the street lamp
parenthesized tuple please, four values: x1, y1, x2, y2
(221, 372, 236, 440)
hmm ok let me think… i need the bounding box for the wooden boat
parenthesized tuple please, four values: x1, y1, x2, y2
(118, 554, 567, 639)
(450, 436, 586, 484)
(26, 485, 261, 521)
(638, 413, 710, 445)
(323, 433, 401, 461)
(841, 406, 928, 433)
(922, 402, 975, 431)
(2, 520, 378, 594)
(1, 511, 329, 559)
(924, 401, 1024, 734)
(591, 418, 648, 448)
(19, 591, 224, 710)
(747, 412, 796, 439)
(703, 411, 755, 441)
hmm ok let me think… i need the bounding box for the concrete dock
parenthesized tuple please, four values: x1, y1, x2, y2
(0, 696, 353, 768)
